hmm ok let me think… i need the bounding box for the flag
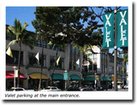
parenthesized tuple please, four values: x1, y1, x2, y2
(56, 56, 61, 66)
(14, 69, 18, 78)
(116, 10, 128, 47)
(102, 12, 114, 48)
(6, 47, 13, 58)
(48, 41, 53, 45)
(76, 59, 80, 65)
(35, 52, 39, 61)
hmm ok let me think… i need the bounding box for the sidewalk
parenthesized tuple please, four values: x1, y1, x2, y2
(107, 88, 128, 91)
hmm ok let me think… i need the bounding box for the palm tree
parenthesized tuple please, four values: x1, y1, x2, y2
(7, 19, 34, 87)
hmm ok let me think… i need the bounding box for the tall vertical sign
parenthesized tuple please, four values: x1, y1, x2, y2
(116, 10, 128, 47)
(102, 12, 114, 48)
(102, 9, 128, 91)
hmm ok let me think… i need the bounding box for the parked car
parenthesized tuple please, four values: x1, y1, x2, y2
(123, 85, 128, 89)
(80, 86, 94, 91)
(41, 86, 61, 92)
(117, 81, 123, 89)
(9, 87, 25, 91)
(67, 85, 80, 91)
(96, 86, 104, 91)
(67, 86, 80, 91)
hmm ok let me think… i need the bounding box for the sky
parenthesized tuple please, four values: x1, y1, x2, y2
(6, 7, 36, 32)
(6, 6, 127, 32)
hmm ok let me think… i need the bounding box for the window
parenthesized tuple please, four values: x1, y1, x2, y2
(29, 53, 37, 66)
(39, 54, 46, 67)
(42, 41, 47, 48)
(35, 40, 47, 48)
(50, 56, 56, 68)
(57, 57, 64, 69)
(6, 50, 23, 65)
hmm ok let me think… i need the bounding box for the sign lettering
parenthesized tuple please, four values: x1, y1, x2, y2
(117, 10, 128, 47)
(102, 12, 114, 48)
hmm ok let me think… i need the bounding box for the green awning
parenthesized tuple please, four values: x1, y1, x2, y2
(101, 76, 111, 81)
(70, 74, 81, 80)
(52, 73, 63, 80)
(84, 75, 95, 81)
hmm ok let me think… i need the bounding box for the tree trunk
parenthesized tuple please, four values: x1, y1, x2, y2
(79, 52, 83, 71)
(38, 40, 44, 90)
(17, 41, 21, 87)
(64, 43, 70, 70)
(124, 61, 127, 86)
(51, 48, 58, 86)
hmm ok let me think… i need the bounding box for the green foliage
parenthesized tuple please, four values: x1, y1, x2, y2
(8, 19, 28, 41)
(32, 7, 103, 47)
(7, 19, 35, 49)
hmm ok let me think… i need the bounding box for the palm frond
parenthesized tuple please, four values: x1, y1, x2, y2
(7, 40, 18, 49)
(8, 26, 16, 36)
(21, 22, 28, 33)
(7, 19, 34, 50)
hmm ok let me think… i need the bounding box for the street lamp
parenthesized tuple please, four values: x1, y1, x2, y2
(13, 66, 18, 88)
(36, 32, 44, 90)
(63, 70, 68, 90)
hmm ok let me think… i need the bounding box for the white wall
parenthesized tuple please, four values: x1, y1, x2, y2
(6, 40, 65, 69)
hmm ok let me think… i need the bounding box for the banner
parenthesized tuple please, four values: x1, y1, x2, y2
(56, 56, 61, 66)
(6, 47, 13, 58)
(102, 12, 114, 48)
(76, 59, 80, 65)
(116, 10, 128, 47)
(35, 52, 39, 61)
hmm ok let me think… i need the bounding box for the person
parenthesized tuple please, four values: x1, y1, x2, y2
(96, 80, 101, 90)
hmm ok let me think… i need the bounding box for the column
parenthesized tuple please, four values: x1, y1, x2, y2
(64, 44, 70, 70)
(46, 55, 50, 68)
(23, 50, 29, 66)
(23, 79, 28, 89)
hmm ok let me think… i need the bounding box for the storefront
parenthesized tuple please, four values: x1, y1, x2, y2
(6, 71, 26, 90)
(28, 72, 50, 90)
(83, 75, 95, 88)
(100, 75, 112, 90)
(51, 73, 64, 90)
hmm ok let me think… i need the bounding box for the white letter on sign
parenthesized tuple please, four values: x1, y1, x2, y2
(120, 25, 127, 46)
(105, 14, 112, 26)
(105, 27, 111, 47)
(120, 11, 127, 25)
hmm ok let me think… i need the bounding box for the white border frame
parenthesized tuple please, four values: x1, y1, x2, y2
(0, 0, 133, 100)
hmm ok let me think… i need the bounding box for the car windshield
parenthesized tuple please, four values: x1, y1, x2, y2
(52, 88, 57, 89)
(15, 89, 23, 91)
(45, 88, 50, 89)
